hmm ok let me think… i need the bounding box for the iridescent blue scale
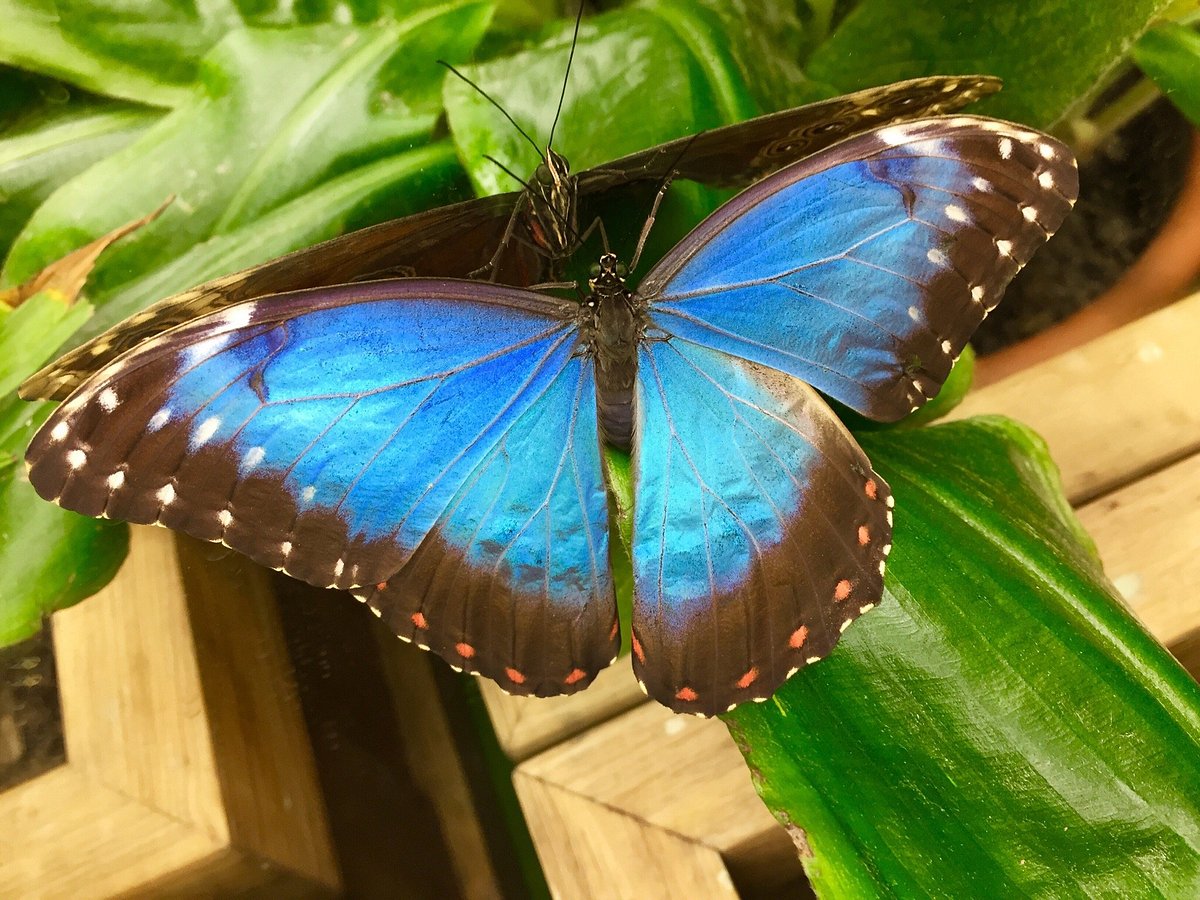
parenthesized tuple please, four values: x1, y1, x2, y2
(26, 116, 1078, 715)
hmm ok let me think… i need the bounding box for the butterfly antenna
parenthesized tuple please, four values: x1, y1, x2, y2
(483, 154, 531, 189)
(547, 2, 586, 152)
(439, 60, 543, 160)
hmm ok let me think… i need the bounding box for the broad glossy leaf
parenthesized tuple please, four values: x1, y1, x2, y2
(727, 417, 1200, 896)
(0, 0, 476, 105)
(1134, 22, 1200, 126)
(806, 0, 1175, 126)
(2, 5, 491, 324)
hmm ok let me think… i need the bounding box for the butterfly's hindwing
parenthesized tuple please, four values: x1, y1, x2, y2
(630, 338, 891, 716)
(26, 279, 617, 695)
(640, 116, 1079, 422)
(574, 75, 1002, 195)
(362, 354, 617, 696)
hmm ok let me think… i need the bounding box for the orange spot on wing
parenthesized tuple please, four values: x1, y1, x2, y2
(375, 581, 388, 591)
(455, 642, 475, 659)
(631, 633, 645, 664)
(857, 525, 870, 546)
(835, 579, 852, 601)
(789, 626, 809, 649)
(864, 479, 878, 500)
(411, 612, 428, 629)
(564, 668, 587, 685)
(505, 667, 526, 685)
(675, 686, 698, 702)
(736, 667, 760, 689)
(609, 619, 619, 641)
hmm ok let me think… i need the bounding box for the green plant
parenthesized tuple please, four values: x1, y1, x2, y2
(3, 0, 1200, 893)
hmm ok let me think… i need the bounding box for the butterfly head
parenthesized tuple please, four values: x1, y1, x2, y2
(526, 147, 577, 258)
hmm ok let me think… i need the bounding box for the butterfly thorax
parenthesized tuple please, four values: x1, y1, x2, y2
(525, 148, 578, 264)
(580, 253, 646, 451)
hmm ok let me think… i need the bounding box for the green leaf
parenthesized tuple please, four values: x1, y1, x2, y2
(727, 417, 1200, 896)
(0, 292, 92, 398)
(2, 4, 492, 330)
(0, 0, 475, 106)
(1134, 22, 1200, 126)
(0, 71, 158, 260)
(806, 0, 1176, 127)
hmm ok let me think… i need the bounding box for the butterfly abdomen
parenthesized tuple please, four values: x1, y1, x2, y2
(583, 260, 647, 451)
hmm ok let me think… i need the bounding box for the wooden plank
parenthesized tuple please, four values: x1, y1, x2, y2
(53, 527, 228, 837)
(0, 526, 339, 895)
(953, 290, 1200, 503)
(0, 766, 223, 896)
(480, 655, 645, 761)
(175, 535, 339, 887)
(1077, 451, 1200, 651)
(514, 761, 739, 900)
(516, 704, 801, 897)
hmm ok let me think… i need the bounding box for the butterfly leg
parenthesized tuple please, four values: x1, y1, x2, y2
(630, 172, 676, 271)
(470, 191, 531, 281)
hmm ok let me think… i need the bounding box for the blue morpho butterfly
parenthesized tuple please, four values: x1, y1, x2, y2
(24, 115, 1077, 715)
(20, 75, 1001, 404)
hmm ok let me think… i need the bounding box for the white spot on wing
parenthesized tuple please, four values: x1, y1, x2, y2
(941, 339, 953, 354)
(183, 333, 233, 369)
(926, 248, 949, 267)
(218, 303, 256, 329)
(1022, 206, 1038, 222)
(148, 407, 172, 432)
(908, 306, 921, 322)
(972, 176, 991, 192)
(301, 485, 316, 503)
(971, 285, 986, 303)
(1037, 170, 1055, 189)
(50, 421, 69, 443)
(66, 449, 87, 470)
(106, 471, 125, 490)
(242, 446, 266, 470)
(98, 388, 119, 412)
(944, 204, 967, 223)
(877, 125, 913, 146)
(156, 483, 176, 505)
(334, 558, 345, 578)
(998, 137, 1013, 159)
(217, 509, 233, 528)
(193, 416, 221, 447)
(860, 603, 876, 615)
(996, 239, 1014, 257)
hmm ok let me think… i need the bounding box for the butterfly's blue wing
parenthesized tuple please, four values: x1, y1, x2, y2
(638, 116, 1079, 421)
(26, 280, 617, 697)
(631, 338, 891, 715)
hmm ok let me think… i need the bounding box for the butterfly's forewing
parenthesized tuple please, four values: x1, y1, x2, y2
(19, 192, 540, 403)
(26, 280, 617, 696)
(631, 340, 891, 715)
(574, 75, 1003, 195)
(639, 116, 1079, 421)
